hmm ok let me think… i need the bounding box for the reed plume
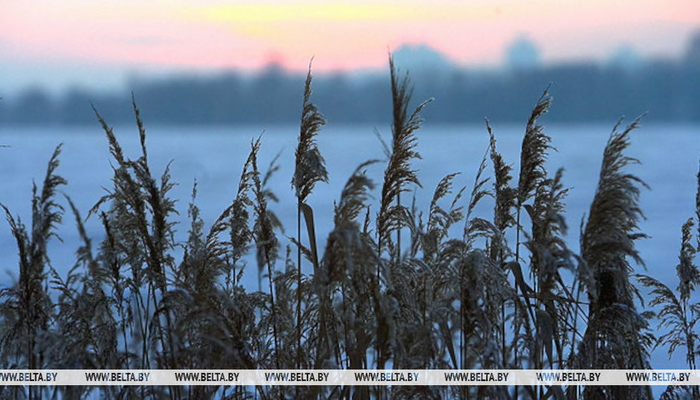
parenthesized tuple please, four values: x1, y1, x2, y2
(638, 157, 700, 399)
(377, 54, 432, 261)
(250, 135, 281, 370)
(577, 118, 653, 400)
(518, 89, 553, 208)
(0, 144, 65, 399)
(292, 62, 328, 370)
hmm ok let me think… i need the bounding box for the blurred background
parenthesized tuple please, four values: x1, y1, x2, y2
(0, 0, 700, 375)
(0, 0, 699, 125)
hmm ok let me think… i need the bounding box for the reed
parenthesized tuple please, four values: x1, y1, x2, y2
(576, 118, 653, 400)
(293, 61, 328, 371)
(0, 55, 695, 400)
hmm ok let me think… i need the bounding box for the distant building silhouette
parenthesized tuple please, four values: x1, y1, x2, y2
(609, 45, 643, 71)
(686, 31, 700, 65)
(505, 35, 541, 70)
(2, 32, 700, 125)
(392, 44, 457, 74)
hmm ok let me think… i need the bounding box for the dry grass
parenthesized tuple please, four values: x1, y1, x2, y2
(0, 55, 696, 400)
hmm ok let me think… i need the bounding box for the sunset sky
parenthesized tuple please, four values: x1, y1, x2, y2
(1, 0, 699, 95)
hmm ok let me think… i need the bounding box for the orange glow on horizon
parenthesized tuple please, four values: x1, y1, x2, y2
(0, 0, 698, 73)
(194, 2, 505, 24)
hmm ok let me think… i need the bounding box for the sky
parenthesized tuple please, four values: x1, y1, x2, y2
(1, 0, 699, 96)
